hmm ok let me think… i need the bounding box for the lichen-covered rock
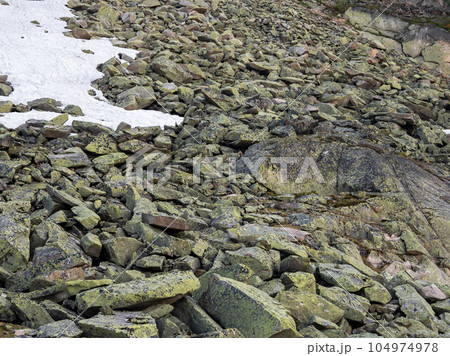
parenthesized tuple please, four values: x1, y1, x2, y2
(80, 233, 102, 257)
(0, 100, 13, 113)
(151, 56, 193, 84)
(318, 286, 369, 323)
(395, 284, 435, 326)
(48, 147, 90, 168)
(197, 274, 297, 337)
(116, 86, 156, 110)
(85, 133, 118, 154)
(0, 212, 31, 272)
(71, 205, 101, 230)
(280, 272, 316, 293)
(276, 290, 345, 326)
(27, 98, 62, 112)
(63, 104, 84, 116)
(75, 270, 200, 311)
(225, 247, 277, 280)
(317, 264, 369, 293)
(37, 319, 82, 338)
(363, 281, 392, 304)
(10, 295, 54, 328)
(103, 237, 145, 267)
(0, 295, 16, 322)
(78, 312, 158, 338)
(172, 296, 222, 335)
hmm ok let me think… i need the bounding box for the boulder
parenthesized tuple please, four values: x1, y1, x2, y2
(78, 312, 158, 337)
(75, 270, 200, 311)
(276, 290, 344, 326)
(0, 212, 31, 272)
(10, 295, 54, 328)
(197, 274, 297, 337)
(37, 319, 83, 338)
(394, 284, 435, 326)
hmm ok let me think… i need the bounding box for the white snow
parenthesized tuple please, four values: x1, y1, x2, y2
(0, 0, 183, 129)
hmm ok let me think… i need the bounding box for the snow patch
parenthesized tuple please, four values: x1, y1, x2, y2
(0, 0, 183, 129)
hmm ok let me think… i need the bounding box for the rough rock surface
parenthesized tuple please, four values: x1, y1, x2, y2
(0, 0, 448, 339)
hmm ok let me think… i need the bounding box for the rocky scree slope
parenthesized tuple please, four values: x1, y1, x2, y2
(0, 0, 449, 338)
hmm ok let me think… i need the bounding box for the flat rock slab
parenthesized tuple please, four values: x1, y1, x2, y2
(37, 319, 82, 338)
(78, 312, 158, 338)
(197, 274, 297, 337)
(75, 270, 200, 311)
(142, 213, 188, 231)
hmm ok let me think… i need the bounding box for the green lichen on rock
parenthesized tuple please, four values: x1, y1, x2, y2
(75, 270, 200, 311)
(37, 319, 83, 338)
(71, 205, 101, 229)
(0, 212, 31, 272)
(78, 312, 158, 338)
(197, 274, 297, 337)
(10, 295, 54, 328)
(85, 133, 118, 154)
(394, 284, 435, 326)
(276, 290, 345, 326)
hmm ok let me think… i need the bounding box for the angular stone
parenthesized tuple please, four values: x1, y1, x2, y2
(0, 296, 16, 322)
(27, 98, 62, 112)
(63, 104, 84, 116)
(0, 83, 13, 96)
(276, 290, 345, 326)
(142, 213, 187, 231)
(75, 270, 200, 311)
(41, 125, 72, 139)
(0, 100, 13, 113)
(48, 147, 90, 168)
(172, 296, 222, 335)
(72, 28, 91, 39)
(10, 295, 54, 328)
(210, 205, 241, 229)
(116, 86, 156, 110)
(319, 286, 368, 323)
(97, 5, 119, 28)
(198, 274, 297, 337)
(363, 281, 392, 304)
(318, 264, 369, 292)
(78, 312, 158, 338)
(422, 43, 450, 64)
(104, 237, 145, 267)
(92, 152, 128, 166)
(0, 212, 31, 272)
(135, 255, 165, 271)
(80, 233, 102, 257)
(152, 56, 192, 83)
(47, 185, 84, 207)
(395, 284, 435, 325)
(72, 205, 101, 230)
(37, 319, 83, 338)
(85, 133, 118, 154)
(256, 234, 309, 258)
(225, 247, 276, 280)
(280, 272, 316, 293)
